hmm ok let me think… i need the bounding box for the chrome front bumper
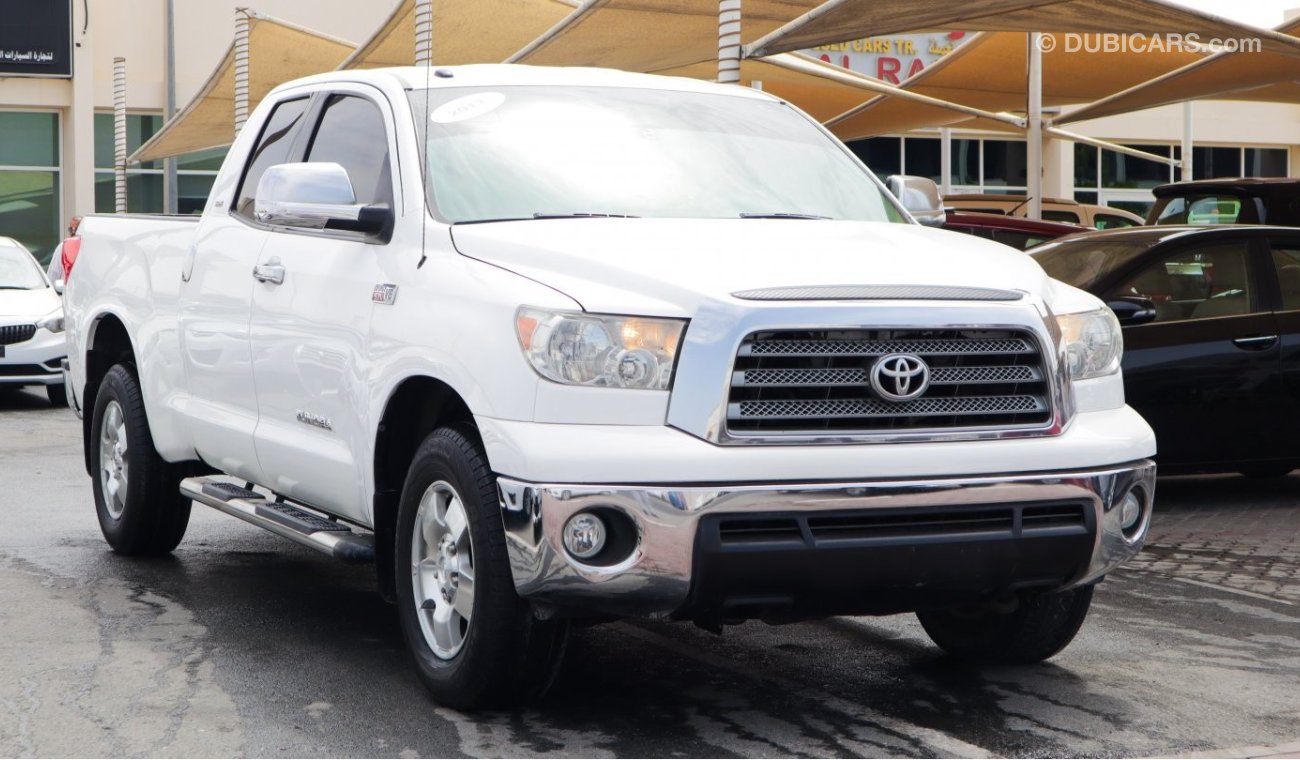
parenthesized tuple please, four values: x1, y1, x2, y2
(498, 460, 1156, 618)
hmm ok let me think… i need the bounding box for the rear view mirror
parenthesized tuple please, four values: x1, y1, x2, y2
(1107, 296, 1158, 327)
(886, 175, 944, 227)
(255, 162, 392, 240)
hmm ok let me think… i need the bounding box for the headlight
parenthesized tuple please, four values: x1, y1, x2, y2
(1056, 307, 1121, 381)
(36, 308, 64, 334)
(515, 308, 685, 390)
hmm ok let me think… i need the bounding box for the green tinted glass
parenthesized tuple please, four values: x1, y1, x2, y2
(0, 113, 59, 167)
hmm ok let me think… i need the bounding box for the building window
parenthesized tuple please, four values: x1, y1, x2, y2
(1245, 148, 1287, 178)
(0, 111, 61, 264)
(847, 136, 1028, 194)
(93, 112, 225, 215)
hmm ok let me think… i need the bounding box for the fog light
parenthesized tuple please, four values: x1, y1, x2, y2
(1119, 490, 1142, 532)
(563, 512, 607, 560)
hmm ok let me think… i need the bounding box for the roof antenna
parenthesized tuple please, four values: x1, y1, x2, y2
(416, 0, 433, 269)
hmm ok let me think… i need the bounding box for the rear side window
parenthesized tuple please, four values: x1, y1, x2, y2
(1042, 209, 1081, 224)
(305, 94, 393, 208)
(1095, 213, 1137, 230)
(234, 97, 310, 220)
(1153, 195, 1246, 225)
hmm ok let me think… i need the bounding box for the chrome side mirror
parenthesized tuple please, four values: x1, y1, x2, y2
(254, 162, 391, 239)
(886, 175, 945, 227)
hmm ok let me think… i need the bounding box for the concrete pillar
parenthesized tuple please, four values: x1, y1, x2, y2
(940, 128, 952, 195)
(67, 0, 96, 220)
(1042, 137, 1074, 200)
(1181, 102, 1194, 181)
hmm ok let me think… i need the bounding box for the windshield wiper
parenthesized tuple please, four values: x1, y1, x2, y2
(532, 212, 641, 219)
(0, 285, 36, 290)
(739, 212, 831, 220)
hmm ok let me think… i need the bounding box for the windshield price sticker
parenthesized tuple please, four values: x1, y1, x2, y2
(430, 92, 506, 124)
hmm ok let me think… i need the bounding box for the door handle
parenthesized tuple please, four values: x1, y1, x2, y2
(1233, 335, 1278, 350)
(252, 263, 285, 285)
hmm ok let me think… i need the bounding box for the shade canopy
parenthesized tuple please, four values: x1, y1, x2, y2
(747, 0, 1300, 59)
(510, 0, 823, 72)
(826, 30, 1205, 139)
(342, 0, 575, 69)
(1058, 18, 1300, 124)
(131, 13, 355, 164)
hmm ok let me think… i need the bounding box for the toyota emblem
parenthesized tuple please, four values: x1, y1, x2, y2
(870, 353, 930, 402)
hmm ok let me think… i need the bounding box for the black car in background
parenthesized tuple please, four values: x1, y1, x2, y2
(1032, 225, 1300, 477)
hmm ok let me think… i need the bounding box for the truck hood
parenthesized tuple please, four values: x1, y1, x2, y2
(451, 219, 1052, 316)
(0, 287, 60, 319)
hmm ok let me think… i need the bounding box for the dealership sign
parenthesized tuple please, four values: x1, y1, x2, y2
(0, 0, 73, 78)
(806, 32, 969, 84)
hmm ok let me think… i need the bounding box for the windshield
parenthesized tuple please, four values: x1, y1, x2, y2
(1031, 238, 1154, 291)
(0, 244, 46, 290)
(408, 85, 905, 224)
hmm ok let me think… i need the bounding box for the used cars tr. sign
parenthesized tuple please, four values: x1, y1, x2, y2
(0, 0, 73, 78)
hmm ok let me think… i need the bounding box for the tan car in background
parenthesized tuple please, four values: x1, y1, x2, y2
(944, 193, 1145, 229)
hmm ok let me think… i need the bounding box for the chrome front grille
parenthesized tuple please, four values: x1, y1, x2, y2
(0, 324, 37, 346)
(726, 328, 1053, 436)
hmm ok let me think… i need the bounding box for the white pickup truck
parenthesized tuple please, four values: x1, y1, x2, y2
(64, 65, 1156, 710)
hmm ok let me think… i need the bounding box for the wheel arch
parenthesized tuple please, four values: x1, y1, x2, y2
(372, 374, 478, 603)
(82, 312, 136, 477)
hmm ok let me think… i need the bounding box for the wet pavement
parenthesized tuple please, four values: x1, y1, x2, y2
(1, 386, 1297, 757)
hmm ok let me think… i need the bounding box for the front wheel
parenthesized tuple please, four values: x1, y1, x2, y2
(90, 364, 191, 555)
(394, 426, 567, 710)
(916, 585, 1094, 664)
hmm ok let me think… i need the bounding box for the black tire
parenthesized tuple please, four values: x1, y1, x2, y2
(90, 364, 191, 556)
(395, 426, 567, 710)
(916, 585, 1094, 664)
(46, 383, 67, 408)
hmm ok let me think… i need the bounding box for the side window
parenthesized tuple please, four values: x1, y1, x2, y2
(990, 230, 1050, 251)
(305, 94, 393, 208)
(234, 97, 310, 220)
(1095, 214, 1136, 230)
(1110, 242, 1256, 323)
(1042, 210, 1081, 224)
(1271, 244, 1300, 312)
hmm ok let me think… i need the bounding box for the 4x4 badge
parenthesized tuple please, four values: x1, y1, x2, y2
(372, 283, 398, 305)
(870, 353, 930, 402)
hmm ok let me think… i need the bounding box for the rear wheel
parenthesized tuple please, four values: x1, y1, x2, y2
(395, 426, 567, 710)
(90, 364, 191, 555)
(916, 585, 1094, 664)
(46, 383, 67, 408)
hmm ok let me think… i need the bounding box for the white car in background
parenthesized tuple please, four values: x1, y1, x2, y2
(0, 236, 67, 406)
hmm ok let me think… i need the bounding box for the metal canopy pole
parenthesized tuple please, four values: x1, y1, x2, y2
(234, 9, 251, 136)
(164, 0, 177, 214)
(940, 128, 952, 195)
(113, 57, 128, 214)
(1026, 33, 1043, 220)
(718, 0, 742, 84)
(1182, 102, 1194, 181)
(415, 0, 433, 66)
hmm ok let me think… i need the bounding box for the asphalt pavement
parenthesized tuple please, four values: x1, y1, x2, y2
(1, 385, 1298, 758)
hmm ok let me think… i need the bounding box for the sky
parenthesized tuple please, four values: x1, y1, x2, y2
(1168, 0, 1296, 27)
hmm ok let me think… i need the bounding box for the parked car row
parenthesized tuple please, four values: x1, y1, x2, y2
(0, 236, 67, 406)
